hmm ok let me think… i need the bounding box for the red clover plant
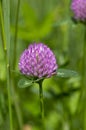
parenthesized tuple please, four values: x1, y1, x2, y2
(19, 43, 58, 120)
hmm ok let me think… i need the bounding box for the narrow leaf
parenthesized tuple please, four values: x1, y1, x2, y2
(57, 69, 79, 78)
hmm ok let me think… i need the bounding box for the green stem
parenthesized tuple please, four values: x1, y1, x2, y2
(39, 80, 44, 121)
(11, 80, 23, 130)
(11, 0, 23, 129)
(6, 63, 13, 130)
(13, 0, 20, 69)
(80, 25, 86, 130)
(1, 0, 13, 130)
(82, 25, 86, 130)
(0, 2, 6, 54)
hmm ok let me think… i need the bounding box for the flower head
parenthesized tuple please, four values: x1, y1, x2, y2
(19, 43, 58, 78)
(71, 0, 86, 22)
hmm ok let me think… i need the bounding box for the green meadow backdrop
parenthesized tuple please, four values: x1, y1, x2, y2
(0, 0, 86, 130)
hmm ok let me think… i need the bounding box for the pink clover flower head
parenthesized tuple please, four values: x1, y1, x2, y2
(19, 43, 58, 78)
(71, 0, 86, 21)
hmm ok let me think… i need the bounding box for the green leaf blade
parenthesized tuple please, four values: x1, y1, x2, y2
(57, 69, 79, 78)
(18, 78, 33, 88)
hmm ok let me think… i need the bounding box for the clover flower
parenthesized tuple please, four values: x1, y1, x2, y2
(71, 0, 86, 21)
(19, 43, 58, 78)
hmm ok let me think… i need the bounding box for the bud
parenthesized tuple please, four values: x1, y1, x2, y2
(19, 43, 58, 78)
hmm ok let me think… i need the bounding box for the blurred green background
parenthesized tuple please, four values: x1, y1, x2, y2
(0, 0, 85, 130)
